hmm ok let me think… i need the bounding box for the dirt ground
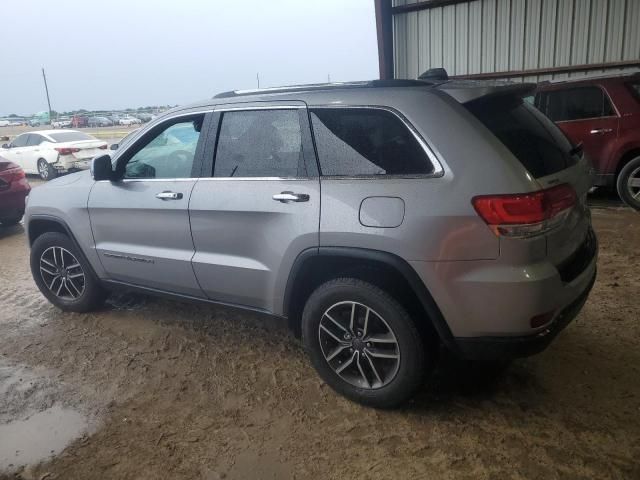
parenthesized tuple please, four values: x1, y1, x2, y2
(0, 182, 638, 480)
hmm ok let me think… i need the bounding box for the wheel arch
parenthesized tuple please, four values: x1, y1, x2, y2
(615, 148, 640, 179)
(283, 247, 457, 352)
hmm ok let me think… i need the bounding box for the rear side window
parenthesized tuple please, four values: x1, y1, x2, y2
(537, 87, 615, 122)
(213, 110, 306, 178)
(626, 82, 640, 101)
(466, 96, 578, 178)
(310, 108, 434, 176)
(26, 134, 43, 146)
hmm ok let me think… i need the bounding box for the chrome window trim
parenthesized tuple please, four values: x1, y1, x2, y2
(213, 105, 306, 112)
(309, 104, 445, 179)
(96, 177, 314, 183)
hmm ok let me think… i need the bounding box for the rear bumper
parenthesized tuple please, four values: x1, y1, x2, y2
(454, 266, 597, 361)
(0, 182, 30, 218)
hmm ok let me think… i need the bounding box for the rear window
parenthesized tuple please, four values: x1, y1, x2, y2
(48, 132, 94, 142)
(466, 96, 578, 178)
(310, 108, 434, 176)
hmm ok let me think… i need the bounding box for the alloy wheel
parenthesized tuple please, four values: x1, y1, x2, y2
(39, 246, 86, 300)
(626, 166, 640, 201)
(38, 160, 49, 180)
(318, 301, 400, 390)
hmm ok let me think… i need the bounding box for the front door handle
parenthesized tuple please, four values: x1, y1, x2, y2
(156, 191, 183, 200)
(590, 128, 613, 135)
(272, 191, 310, 203)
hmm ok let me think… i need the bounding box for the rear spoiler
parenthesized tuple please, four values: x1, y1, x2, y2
(435, 79, 536, 104)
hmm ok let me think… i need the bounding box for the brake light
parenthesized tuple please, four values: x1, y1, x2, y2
(55, 147, 81, 155)
(0, 167, 25, 184)
(99, 144, 107, 149)
(472, 184, 577, 238)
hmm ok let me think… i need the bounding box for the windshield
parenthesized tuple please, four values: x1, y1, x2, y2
(465, 96, 578, 178)
(48, 132, 94, 142)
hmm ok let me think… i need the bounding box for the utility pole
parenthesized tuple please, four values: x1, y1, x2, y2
(42, 68, 52, 124)
(256, 72, 260, 89)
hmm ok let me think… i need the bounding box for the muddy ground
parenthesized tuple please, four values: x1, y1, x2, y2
(0, 183, 639, 479)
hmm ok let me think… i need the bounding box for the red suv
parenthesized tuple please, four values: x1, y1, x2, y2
(534, 73, 640, 209)
(0, 158, 30, 225)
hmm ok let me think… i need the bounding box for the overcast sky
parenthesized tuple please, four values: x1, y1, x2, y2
(0, 0, 378, 116)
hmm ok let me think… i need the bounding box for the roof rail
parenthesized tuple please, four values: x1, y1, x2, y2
(213, 79, 437, 98)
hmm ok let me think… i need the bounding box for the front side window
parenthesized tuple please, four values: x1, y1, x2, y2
(11, 134, 29, 148)
(124, 116, 203, 179)
(539, 87, 615, 122)
(213, 110, 305, 178)
(310, 108, 434, 176)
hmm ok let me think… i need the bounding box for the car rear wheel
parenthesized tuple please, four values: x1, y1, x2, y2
(37, 158, 57, 181)
(302, 278, 430, 408)
(617, 156, 640, 210)
(30, 232, 107, 312)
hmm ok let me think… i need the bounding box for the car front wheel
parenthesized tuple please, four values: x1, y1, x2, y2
(302, 278, 430, 408)
(30, 232, 107, 312)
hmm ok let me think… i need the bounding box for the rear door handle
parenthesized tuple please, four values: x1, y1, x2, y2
(156, 191, 183, 200)
(272, 191, 310, 203)
(590, 128, 613, 135)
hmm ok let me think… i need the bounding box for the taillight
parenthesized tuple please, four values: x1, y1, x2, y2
(55, 147, 81, 155)
(99, 144, 107, 149)
(0, 167, 25, 184)
(472, 184, 577, 238)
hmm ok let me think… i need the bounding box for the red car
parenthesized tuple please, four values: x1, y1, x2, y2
(534, 73, 640, 209)
(0, 158, 30, 226)
(71, 114, 88, 128)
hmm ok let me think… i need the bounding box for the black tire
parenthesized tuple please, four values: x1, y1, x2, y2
(0, 215, 22, 226)
(30, 232, 107, 312)
(37, 158, 57, 181)
(302, 278, 430, 408)
(616, 156, 640, 211)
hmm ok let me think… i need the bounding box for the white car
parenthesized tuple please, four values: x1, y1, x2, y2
(0, 130, 108, 180)
(118, 116, 142, 126)
(0, 120, 10, 127)
(52, 118, 72, 129)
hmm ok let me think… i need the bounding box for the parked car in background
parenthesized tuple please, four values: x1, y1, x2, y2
(109, 128, 140, 151)
(29, 119, 43, 127)
(71, 115, 89, 128)
(534, 73, 640, 209)
(25, 79, 597, 407)
(135, 113, 154, 122)
(118, 115, 142, 126)
(0, 158, 30, 225)
(52, 118, 72, 129)
(1, 130, 107, 180)
(0, 120, 10, 127)
(88, 116, 114, 127)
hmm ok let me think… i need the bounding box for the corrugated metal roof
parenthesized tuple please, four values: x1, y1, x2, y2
(392, 0, 640, 82)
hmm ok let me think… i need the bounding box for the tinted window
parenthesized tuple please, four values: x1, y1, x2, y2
(539, 87, 615, 122)
(213, 110, 305, 178)
(48, 132, 94, 142)
(124, 117, 203, 179)
(626, 82, 640, 101)
(310, 108, 433, 176)
(11, 134, 29, 147)
(466, 96, 578, 178)
(26, 134, 43, 146)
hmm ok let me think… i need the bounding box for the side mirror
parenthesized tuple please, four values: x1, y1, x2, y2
(1, 144, 8, 149)
(91, 155, 113, 181)
(110, 143, 119, 151)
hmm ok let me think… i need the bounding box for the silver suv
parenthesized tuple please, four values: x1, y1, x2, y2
(25, 80, 598, 407)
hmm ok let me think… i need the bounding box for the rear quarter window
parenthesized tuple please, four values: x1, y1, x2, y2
(310, 108, 435, 176)
(466, 96, 578, 178)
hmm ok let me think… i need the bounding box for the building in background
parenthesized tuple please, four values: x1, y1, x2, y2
(375, 0, 640, 82)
